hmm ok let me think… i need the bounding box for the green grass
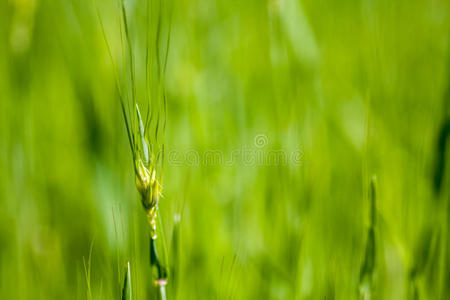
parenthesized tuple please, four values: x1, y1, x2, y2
(0, 0, 449, 299)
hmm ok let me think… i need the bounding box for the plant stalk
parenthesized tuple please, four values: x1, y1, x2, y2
(150, 235, 167, 300)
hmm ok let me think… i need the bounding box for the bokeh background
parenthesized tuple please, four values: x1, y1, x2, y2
(1, 0, 449, 299)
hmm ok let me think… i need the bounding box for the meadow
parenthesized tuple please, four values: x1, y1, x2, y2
(0, 0, 449, 299)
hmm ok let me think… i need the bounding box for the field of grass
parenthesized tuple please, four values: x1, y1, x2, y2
(0, 0, 449, 299)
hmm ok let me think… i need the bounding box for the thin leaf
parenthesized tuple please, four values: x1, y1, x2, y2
(121, 262, 132, 300)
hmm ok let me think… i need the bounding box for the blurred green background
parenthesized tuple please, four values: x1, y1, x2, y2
(0, 0, 449, 299)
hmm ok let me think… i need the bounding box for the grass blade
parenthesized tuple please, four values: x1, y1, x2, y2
(121, 262, 132, 300)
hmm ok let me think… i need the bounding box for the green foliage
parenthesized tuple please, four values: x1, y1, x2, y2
(0, 0, 449, 299)
(359, 177, 377, 299)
